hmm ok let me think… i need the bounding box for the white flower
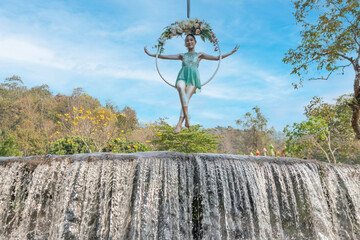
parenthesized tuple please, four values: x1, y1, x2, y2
(180, 20, 186, 28)
(170, 28, 177, 36)
(156, 19, 214, 52)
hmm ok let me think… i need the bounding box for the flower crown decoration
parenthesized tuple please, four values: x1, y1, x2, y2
(154, 18, 219, 54)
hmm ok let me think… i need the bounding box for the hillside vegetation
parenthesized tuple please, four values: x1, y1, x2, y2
(1, 76, 359, 164)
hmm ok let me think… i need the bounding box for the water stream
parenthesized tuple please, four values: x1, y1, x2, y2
(0, 152, 359, 239)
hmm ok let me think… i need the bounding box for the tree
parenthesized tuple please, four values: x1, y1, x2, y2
(152, 122, 219, 153)
(0, 76, 26, 131)
(54, 106, 119, 152)
(105, 101, 139, 134)
(283, 0, 360, 138)
(206, 126, 245, 154)
(236, 107, 274, 154)
(0, 77, 56, 156)
(117, 106, 138, 133)
(285, 95, 360, 163)
(16, 120, 48, 156)
(285, 116, 337, 163)
(0, 132, 20, 156)
(305, 95, 354, 140)
(0, 75, 24, 92)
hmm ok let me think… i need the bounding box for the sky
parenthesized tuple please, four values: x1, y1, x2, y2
(0, 0, 355, 131)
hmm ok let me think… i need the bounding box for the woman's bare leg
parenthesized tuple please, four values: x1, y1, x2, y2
(174, 83, 197, 133)
(174, 81, 188, 134)
(183, 85, 197, 128)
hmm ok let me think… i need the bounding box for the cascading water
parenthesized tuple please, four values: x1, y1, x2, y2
(0, 152, 359, 239)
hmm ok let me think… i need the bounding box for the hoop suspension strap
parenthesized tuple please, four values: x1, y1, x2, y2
(187, 0, 190, 18)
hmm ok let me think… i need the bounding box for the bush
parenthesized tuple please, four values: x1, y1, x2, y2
(103, 138, 149, 153)
(0, 135, 20, 156)
(49, 136, 96, 155)
(152, 123, 219, 153)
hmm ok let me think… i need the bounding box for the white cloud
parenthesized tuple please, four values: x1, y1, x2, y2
(0, 32, 168, 83)
(197, 110, 227, 120)
(199, 59, 293, 102)
(0, 37, 69, 68)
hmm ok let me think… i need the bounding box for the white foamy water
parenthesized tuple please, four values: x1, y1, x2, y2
(0, 152, 359, 239)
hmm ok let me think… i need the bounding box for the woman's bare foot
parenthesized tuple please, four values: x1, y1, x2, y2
(173, 117, 184, 134)
(173, 124, 181, 134)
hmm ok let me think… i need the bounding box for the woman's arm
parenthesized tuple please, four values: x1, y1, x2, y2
(199, 45, 239, 61)
(144, 47, 182, 60)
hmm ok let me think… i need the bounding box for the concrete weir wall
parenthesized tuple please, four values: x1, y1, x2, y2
(0, 152, 360, 240)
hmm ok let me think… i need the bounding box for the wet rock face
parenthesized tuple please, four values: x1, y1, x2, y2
(0, 152, 360, 240)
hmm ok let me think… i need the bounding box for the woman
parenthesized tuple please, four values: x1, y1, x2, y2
(145, 34, 239, 134)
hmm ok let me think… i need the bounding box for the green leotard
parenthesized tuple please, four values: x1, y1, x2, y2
(175, 52, 201, 91)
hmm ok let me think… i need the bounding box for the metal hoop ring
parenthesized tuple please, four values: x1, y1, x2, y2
(155, 43, 222, 88)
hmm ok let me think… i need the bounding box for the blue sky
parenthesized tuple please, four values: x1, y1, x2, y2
(0, 0, 355, 131)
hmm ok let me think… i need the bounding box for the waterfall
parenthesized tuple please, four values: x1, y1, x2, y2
(0, 152, 359, 239)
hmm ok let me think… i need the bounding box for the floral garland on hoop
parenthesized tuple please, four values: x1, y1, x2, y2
(154, 18, 219, 54)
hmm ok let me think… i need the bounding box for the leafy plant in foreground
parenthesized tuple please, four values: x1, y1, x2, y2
(49, 136, 96, 155)
(152, 123, 218, 153)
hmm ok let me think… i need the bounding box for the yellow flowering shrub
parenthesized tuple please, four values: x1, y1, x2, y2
(102, 138, 150, 153)
(54, 106, 118, 152)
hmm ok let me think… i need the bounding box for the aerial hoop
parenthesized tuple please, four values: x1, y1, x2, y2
(153, 18, 222, 88)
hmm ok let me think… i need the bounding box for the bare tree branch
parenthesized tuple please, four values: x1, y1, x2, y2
(309, 63, 351, 81)
(312, 136, 331, 163)
(336, 52, 354, 62)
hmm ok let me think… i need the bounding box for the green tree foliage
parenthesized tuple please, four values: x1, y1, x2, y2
(105, 101, 139, 134)
(283, 0, 360, 138)
(152, 122, 218, 153)
(103, 138, 149, 153)
(305, 95, 354, 139)
(49, 136, 96, 155)
(0, 132, 20, 157)
(285, 116, 337, 163)
(117, 106, 139, 132)
(285, 95, 360, 164)
(16, 120, 49, 156)
(236, 107, 275, 154)
(0, 76, 140, 156)
(0, 76, 26, 131)
(0, 76, 54, 155)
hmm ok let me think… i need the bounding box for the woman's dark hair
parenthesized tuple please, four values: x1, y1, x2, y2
(185, 34, 196, 41)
